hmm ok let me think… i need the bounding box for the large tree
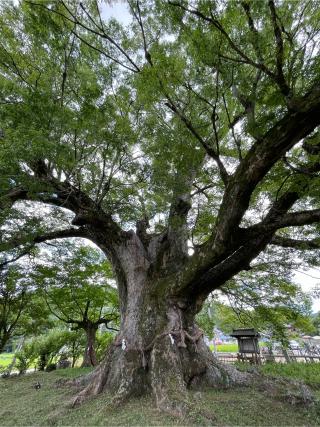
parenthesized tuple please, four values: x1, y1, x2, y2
(0, 0, 320, 414)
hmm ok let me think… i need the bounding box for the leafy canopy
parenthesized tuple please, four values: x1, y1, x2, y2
(0, 1, 319, 312)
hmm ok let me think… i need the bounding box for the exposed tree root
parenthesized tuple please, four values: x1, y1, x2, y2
(54, 368, 97, 390)
(55, 330, 315, 418)
(70, 349, 113, 406)
(256, 375, 315, 406)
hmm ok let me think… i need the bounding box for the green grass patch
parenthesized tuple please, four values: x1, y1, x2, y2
(260, 362, 320, 388)
(0, 367, 319, 426)
(209, 343, 238, 352)
(0, 353, 14, 368)
(0, 353, 39, 371)
(209, 342, 267, 353)
(216, 343, 238, 352)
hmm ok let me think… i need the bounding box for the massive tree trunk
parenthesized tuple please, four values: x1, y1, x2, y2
(71, 230, 249, 415)
(73, 288, 229, 413)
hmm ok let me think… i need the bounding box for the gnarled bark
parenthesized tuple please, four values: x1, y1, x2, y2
(70, 267, 249, 416)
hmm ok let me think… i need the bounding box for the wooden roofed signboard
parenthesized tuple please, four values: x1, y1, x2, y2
(230, 328, 261, 364)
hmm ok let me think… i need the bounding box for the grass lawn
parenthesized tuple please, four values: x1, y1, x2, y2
(260, 362, 320, 389)
(1, 367, 320, 426)
(0, 353, 14, 368)
(215, 343, 238, 352)
(210, 342, 267, 352)
(209, 343, 238, 352)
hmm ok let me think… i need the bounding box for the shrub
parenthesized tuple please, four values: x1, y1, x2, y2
(16, 329, 83, 373)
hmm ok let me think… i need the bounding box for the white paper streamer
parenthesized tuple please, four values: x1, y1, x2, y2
(168, 333, 175, 345)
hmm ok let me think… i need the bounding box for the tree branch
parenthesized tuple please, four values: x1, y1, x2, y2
(168, 2, 277, 82)
(0, 247, 35, 269)
(270, 235, 320, 250)
(29, 0, 140, 73)
(271, 208, 320, 229)
(268, 0, 291, 97)
(241, 2, 264, 64)
(205, 83, 320, 252)
(0, 227, 88, 253)
(0, 188, 28, 212)
(164, 100, 229, 184)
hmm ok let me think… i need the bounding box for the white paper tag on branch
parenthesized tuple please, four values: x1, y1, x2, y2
(121, 339, 127, 350)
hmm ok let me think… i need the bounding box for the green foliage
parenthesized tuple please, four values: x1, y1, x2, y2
(95, 331, 114, 362)
(220, 269, 316, 341)
(0, 352, 13, 373)
(197, 275, 315, 341)
(33, 244, 119, 330)
(0, 0, 318, 233)
(16, 328, 85, 373)
(196, 300, 240, 338)
(0, 264, 51, 352)
(311, 311, 320, 334)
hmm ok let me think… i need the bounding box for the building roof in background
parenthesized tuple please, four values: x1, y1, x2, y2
(230, 328, 260, 338)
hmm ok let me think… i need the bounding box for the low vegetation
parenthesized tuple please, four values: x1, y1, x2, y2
(214, 343, 238, 352)
(0, 353, 13, 369)
(260, 362, 320, 389)
(0, 366, 319, 426)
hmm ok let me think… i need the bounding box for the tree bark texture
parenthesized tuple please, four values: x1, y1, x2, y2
(0, 334, 9, 353)
(81, 326, 98, 368)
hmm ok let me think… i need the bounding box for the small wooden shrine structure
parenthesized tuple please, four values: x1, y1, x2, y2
(230, 328, 261, 364)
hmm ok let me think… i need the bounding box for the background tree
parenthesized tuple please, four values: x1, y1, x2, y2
(0, 264, 50, 353)
(34, 245, 119, 367)
(197, 290, 315, 344)
(312, 311, 320, 335)
(0, 0, 319, 415)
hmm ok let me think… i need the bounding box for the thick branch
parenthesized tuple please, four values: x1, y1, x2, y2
(207, 83, 320, 253)
(270, 235, 320, 250)
(175, 232, 272, 301)
(271, 208, 320, 229)
(164, 154, 203, 264)
(0, 227, 88, 253)
(175, 207, 320, 300)
(0, 188, 28, 212)
(6, 161, 125, 242)
(174, 179, 320, 300)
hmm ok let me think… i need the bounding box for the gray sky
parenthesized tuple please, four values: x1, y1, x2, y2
(294, 270, 319, 312)
(100, 1, 132, 24)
